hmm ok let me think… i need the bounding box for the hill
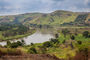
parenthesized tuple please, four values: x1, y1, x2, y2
(0, 10, 90, 27)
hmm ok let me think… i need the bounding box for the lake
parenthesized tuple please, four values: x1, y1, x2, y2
(0, 31, 55, 46)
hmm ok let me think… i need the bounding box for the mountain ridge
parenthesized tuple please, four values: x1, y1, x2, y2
(0, 10, 90, 27)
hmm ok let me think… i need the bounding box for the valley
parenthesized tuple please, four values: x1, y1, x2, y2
(0, 10, 90, 60)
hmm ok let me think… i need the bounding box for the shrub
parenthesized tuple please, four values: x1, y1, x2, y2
(28, 47, 37, 54)
(62, 29, 70, 38)
(62, 40, 65, 44)
(50, 38, 59, 44)
(71, 35, 75, 40)
(8, 41, 24, 48)
(55, 34, 59, 38)
(83, 31, 89, 38)
(7, 40, 11, 46)
(77, 41, 82, 45)
(43, 41, 53, 48)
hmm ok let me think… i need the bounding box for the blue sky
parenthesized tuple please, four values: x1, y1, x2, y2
(0, 0, 90, 15)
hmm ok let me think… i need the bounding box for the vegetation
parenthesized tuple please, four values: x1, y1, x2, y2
(0, 23, 35, 41)
(0, 10, 90, 28)
(0, 10, 90, 60)
(0, 29, 89, 60)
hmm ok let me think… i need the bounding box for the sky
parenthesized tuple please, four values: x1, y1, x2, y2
(0, 0, 90, 15)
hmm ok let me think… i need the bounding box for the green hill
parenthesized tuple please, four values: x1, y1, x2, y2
(0, 10, 90, 27)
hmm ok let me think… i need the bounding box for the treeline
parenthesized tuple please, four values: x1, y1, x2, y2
(29, 24, 52, 29)
(0, 23, 29, 37)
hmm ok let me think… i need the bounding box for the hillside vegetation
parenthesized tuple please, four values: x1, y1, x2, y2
(0, 10, 90, 27)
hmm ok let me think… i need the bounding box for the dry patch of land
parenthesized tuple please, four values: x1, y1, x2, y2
(0, 54, 61, 60)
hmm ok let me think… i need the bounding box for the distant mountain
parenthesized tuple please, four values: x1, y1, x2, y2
(0, 10, 90, 27)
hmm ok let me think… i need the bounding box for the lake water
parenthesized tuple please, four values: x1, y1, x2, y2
(0, 31, 55, 46)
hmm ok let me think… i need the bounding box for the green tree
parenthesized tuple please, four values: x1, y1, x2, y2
(28, 47, 37, 54)
(55, 33, 59, 38)
(50, 38, 59, 44)
(21, 40, 25, 46)
(62, 29, 70, 38)
(7, 41, 11, 46)
(83, 31, 89, 38)
(70, 35, 75, 40)
(43, 41, 53, 48)
(77, 41, 82, 45)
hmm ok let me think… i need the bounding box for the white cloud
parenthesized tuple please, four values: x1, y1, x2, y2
(0, 0, 90, 15)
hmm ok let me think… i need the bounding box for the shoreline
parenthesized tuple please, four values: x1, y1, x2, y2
(0, 30, 36, 42)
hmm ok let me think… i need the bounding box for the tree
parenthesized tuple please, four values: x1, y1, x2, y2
(50, 38, 59, 44)
(70, 35, 75, 40)
(55, 33, 59, 38)
(7, 41, 11, 46)
(83, 31, 89, 38)
(10, 41, 23, 48)
(43, 41, 53, 48)
(62, 29, 70, 38)
(28, 47, 37, 54)
(62, 40, 65, 44)
(31, 43, 34, 46)
(10, 43, 19, 48)
(21, 40, 25, 46)
(77, 41, 82, 45)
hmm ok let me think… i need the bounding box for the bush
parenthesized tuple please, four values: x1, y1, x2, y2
(71, 35, 75, 40)
(7, 41, 11, 46)
(62, 40, 65, 44)
(83, 31, 89, 38)
(77, 41, 82, 45)
(10, 41, 23, 48)
(62, 29, 70, 38)
(43, 41, 53, 48)
(28, 47, 37, 54)
(55, 34, 59, 38)
(50, 38, 59, 44)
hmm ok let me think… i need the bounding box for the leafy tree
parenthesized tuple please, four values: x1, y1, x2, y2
(70, 35, 75, 40)
(43, 41, 53, 48)
(55, 33, 59, 38)
(62, 29, 70, 38)
(7, 41, 11, 46)
(21, 40, 25, 46)
(10, 43, 19, 48)
(77, 41, 82, 45)
(10, 41, 23, 48)
(62, 40, 65, 44)
(31, 43, 34, 46)
(50, 38, 59, 44)
(28, 47, 37, 54)
(83, 31, 89, 38)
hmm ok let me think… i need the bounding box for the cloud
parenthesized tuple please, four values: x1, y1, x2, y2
(0, 0, 90, 15)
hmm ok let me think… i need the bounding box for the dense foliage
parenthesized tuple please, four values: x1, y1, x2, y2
(0, 23, 34, 41)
